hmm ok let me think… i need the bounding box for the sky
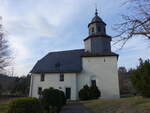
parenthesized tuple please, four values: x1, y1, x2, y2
(0, 0, 149, 76)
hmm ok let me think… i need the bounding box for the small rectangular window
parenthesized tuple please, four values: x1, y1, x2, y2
(60, 73, 64, 81)
(41, 73, 45, 81)
(38, 87, 42, 95)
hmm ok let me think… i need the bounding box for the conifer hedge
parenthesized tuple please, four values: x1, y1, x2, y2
(7, 97, 42, 113)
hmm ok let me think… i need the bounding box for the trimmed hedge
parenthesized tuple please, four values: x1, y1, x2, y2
(7, 97, 42, 113)
(90, 84, 101, 99)
(41, 87, 66, 113)
(79, 85, 91, 100)
(79, 84, 101, 100)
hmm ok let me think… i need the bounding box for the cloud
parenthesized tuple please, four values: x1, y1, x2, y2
(0, 0, 88, 76)
(113, 37, 150, 69)
(0, 0, 147, 76)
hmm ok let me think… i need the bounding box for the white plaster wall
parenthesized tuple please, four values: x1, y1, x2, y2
(29, 56, 120, 100)
(30, 73, 77, 100)
(84, 39, 91, 52)
(77, 56, 120, 99)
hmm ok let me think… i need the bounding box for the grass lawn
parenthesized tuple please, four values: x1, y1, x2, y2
(0, 100, 10, 113)
(82, 97, 150, 113)
(0, 97, 17, 113)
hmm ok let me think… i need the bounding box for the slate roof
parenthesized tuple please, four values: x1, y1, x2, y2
(88, 9, 106, 28)
(30, 49, 118, 73)
(91, 15, 104, 23)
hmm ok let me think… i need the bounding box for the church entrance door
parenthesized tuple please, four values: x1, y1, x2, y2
(66, 88, 71, 99)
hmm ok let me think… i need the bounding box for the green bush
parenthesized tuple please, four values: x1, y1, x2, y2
(79, 85, 91, 100)
(90, 84, 101, 99)
(131, 59, 150, 97)
(7, 97, 42, 113)
(58, 90, 66, 105)
(41, 87, 66, 113)
(79, 84, 101, 100)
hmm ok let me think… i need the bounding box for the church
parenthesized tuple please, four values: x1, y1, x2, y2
(29, 10, 120, 100)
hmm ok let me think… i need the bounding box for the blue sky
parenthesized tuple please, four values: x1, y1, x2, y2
(0, 0, 149, 76)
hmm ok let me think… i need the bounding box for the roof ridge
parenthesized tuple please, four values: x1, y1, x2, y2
(47, 48, 84, 54)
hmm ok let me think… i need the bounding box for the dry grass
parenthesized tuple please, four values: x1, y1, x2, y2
(82, 97, 150, 113)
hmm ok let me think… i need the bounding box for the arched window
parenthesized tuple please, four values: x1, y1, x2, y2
(91, 80, 96, 86)
(90, 75, 96, 86)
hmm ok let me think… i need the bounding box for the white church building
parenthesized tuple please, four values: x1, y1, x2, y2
(29, 10, 120, 100)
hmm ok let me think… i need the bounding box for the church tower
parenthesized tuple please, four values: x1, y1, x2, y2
(84, 9, 111, 54)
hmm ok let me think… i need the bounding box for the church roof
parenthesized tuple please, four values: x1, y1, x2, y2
(30, 49, 118, 73)
(91, 15, 103, 23)
(88, 9, 106, 27)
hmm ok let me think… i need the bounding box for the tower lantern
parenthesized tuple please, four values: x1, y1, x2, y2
(84, 9, 111, 54)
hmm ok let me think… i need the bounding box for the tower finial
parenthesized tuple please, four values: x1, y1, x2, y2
(95, 8, 98, 16)
(95, 3, 98, 16)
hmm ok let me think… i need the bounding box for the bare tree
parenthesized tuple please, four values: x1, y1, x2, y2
(0, 17, 10, 74)
(113, 0, 150, 48)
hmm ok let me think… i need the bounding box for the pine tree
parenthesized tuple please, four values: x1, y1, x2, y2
(131, 59, 150, 97)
